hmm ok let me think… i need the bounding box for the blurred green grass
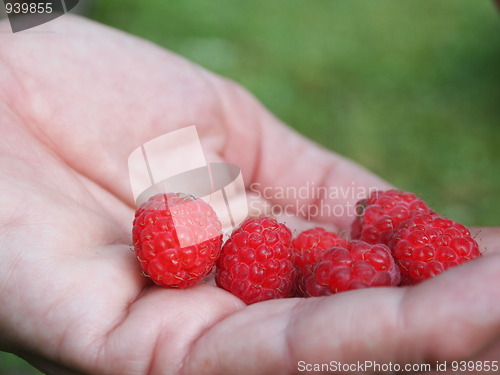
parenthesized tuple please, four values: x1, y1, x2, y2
(0, 352, 41, 374)
(2, 0, 500, 373)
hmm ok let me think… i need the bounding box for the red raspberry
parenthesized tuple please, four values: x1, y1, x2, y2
(215, 217, 295, 304)
(292, 227, 348, 296)
(389, 212, 482, 285)
(351, 189, 432, 244)
(306, 240, 401, 297)
(132, 193, 222, 288)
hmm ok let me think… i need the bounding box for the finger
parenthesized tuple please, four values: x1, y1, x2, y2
(0, 15, 225, 207)
(182, 253, 500, 375)
(472, 227, 500, 254)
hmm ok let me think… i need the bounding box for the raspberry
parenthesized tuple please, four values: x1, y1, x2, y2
(351, 189, 432, 244)
(292, 227, 348, 296)
(215, 217, 295, 304)
(132, 193, 222, 288)
(389, 212, 482, 285)
(306, 240, 401, 297)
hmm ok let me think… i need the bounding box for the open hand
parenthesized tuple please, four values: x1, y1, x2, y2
(0, 16, 499, 375)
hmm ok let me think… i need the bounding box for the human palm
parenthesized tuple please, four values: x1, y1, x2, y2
(0, 16, 499, 375)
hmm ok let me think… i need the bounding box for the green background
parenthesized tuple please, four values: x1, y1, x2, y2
(1, 0, 499, 373)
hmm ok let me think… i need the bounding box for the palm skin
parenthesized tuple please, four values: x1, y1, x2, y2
(0, 16, 499, 375)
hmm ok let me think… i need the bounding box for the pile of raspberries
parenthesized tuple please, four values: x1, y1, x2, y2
(132, 189, 481, 304)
